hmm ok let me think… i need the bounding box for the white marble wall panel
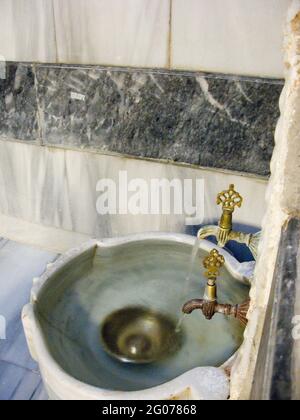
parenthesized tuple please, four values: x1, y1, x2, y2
(0, 0, 57, 63)
(53, 0, 170, 68)
(171, 0, 289, 78)
(0, 0, 289, 77)
(0, 139, 267, 239)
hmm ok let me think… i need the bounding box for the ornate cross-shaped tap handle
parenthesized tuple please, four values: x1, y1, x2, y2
(217, 184, 243, 214)
(203, 249, 225, 280)
(203, 249, 225, 303)
(217, 184, 243, 221)
(196, 184, 259, 259)
(217, 184, 243, 246)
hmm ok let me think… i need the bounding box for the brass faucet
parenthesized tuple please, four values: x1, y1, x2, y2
(197, 184, 261, 260)
(182, 249, 250, 326)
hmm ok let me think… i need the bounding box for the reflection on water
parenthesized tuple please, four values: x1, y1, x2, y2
(37, 240, 249, 392)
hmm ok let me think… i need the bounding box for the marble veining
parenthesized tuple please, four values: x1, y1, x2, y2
(0, 62, 282, 176)
(270, 218, 300, 400)
(171, 0, 289, 78)
(0, 0, 289, 77)
(0, 140, 267, 240)
(36, 65, 282, 176)
(52, 0, 170, 68)
(0, 63, 39, 141)
(0, 0, 57, 63)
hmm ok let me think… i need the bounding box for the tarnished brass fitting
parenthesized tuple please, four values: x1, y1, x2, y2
(203, 248, 225, 279)
(197, 184, 261, 260)
(217, 184, 243, 247)
(182, 298, 250, 327)
(217, 184, 243, 228)
(203, 249, 225, 302)
(182, 249, 250, 326)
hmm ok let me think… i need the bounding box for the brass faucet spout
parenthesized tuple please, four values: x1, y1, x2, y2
(196, 185, 261, 259)
(182, 248, 250, 326)
(182, 298, 250, 327)
(182, 299, 204, 314)
(183, 185, 257, 327)
(197, 225, 219, 241)
(219, 209, 233, 231)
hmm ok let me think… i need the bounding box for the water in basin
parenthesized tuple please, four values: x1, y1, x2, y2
(36, 240, 249, 392)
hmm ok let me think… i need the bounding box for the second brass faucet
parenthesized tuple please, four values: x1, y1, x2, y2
(197, 184, 261, 260)
(182, 185, 257, 326)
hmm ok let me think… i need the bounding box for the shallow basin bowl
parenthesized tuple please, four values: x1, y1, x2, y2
(22, 233, 254, 400)
(101, 306, 182, 364)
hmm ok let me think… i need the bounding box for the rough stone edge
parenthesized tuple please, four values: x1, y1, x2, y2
(230, 0, 300, 400)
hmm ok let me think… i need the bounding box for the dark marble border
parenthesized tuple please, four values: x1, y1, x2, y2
(0, 62, 283, 176)
(270, 218, 300, 400)
(35, 63, 284, 85)
(251, 218, 300, 400)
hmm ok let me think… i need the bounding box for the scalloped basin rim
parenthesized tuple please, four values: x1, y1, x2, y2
(23, 232, 254, 400)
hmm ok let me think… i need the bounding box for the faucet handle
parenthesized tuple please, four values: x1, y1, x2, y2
(217, 184, 243, 213)
(203, 249, 225, 279)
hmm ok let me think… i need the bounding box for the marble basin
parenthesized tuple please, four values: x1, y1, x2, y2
(22, 233, 254, 400)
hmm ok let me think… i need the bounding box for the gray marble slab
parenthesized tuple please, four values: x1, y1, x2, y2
(0, 238, 57, 400)
(0, 63, 39, 141)
(0, 62, 282, 176)
(251, 218, 300, 400)
(36, 65, 282, 176)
